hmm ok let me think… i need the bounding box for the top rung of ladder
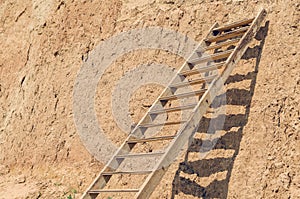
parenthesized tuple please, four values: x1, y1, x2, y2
(212, 18, 255, 34)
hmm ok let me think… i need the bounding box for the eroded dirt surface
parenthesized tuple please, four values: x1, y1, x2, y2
(0, 0, 299, 198)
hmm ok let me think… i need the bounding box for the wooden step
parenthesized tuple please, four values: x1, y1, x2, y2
(139, 121, 186, 128)
(206, 26, 248, 43)
(169, 75, 217, 88)
(149, 103, 197, 114)
(115, 152, 164, 159)
(188, 49, 234, 65)
(201, 38, 240, 51)
(180, 62, 225, 76)
(159, 89, 206, 101)
(127, 135, 176, 143)
(89, 189, 140, 193)
(102, 171, 152, 175)
(213, 18, 254, 33)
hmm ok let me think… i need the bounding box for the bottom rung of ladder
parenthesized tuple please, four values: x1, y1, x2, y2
(89, 189, 139, 193)
(102, 170, 152, 175)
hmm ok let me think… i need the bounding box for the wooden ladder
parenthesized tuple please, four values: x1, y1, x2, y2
(81, 9, 267, 199)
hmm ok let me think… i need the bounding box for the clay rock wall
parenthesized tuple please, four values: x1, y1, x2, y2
(0, 0, 299, 198)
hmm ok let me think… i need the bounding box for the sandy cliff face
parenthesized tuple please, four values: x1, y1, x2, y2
(0, 0, 299, 198)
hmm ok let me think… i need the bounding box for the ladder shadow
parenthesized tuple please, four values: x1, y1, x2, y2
(171, 21, 269, 199)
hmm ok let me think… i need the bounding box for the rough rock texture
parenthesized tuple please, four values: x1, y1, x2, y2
(0, 0, 299, 198)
